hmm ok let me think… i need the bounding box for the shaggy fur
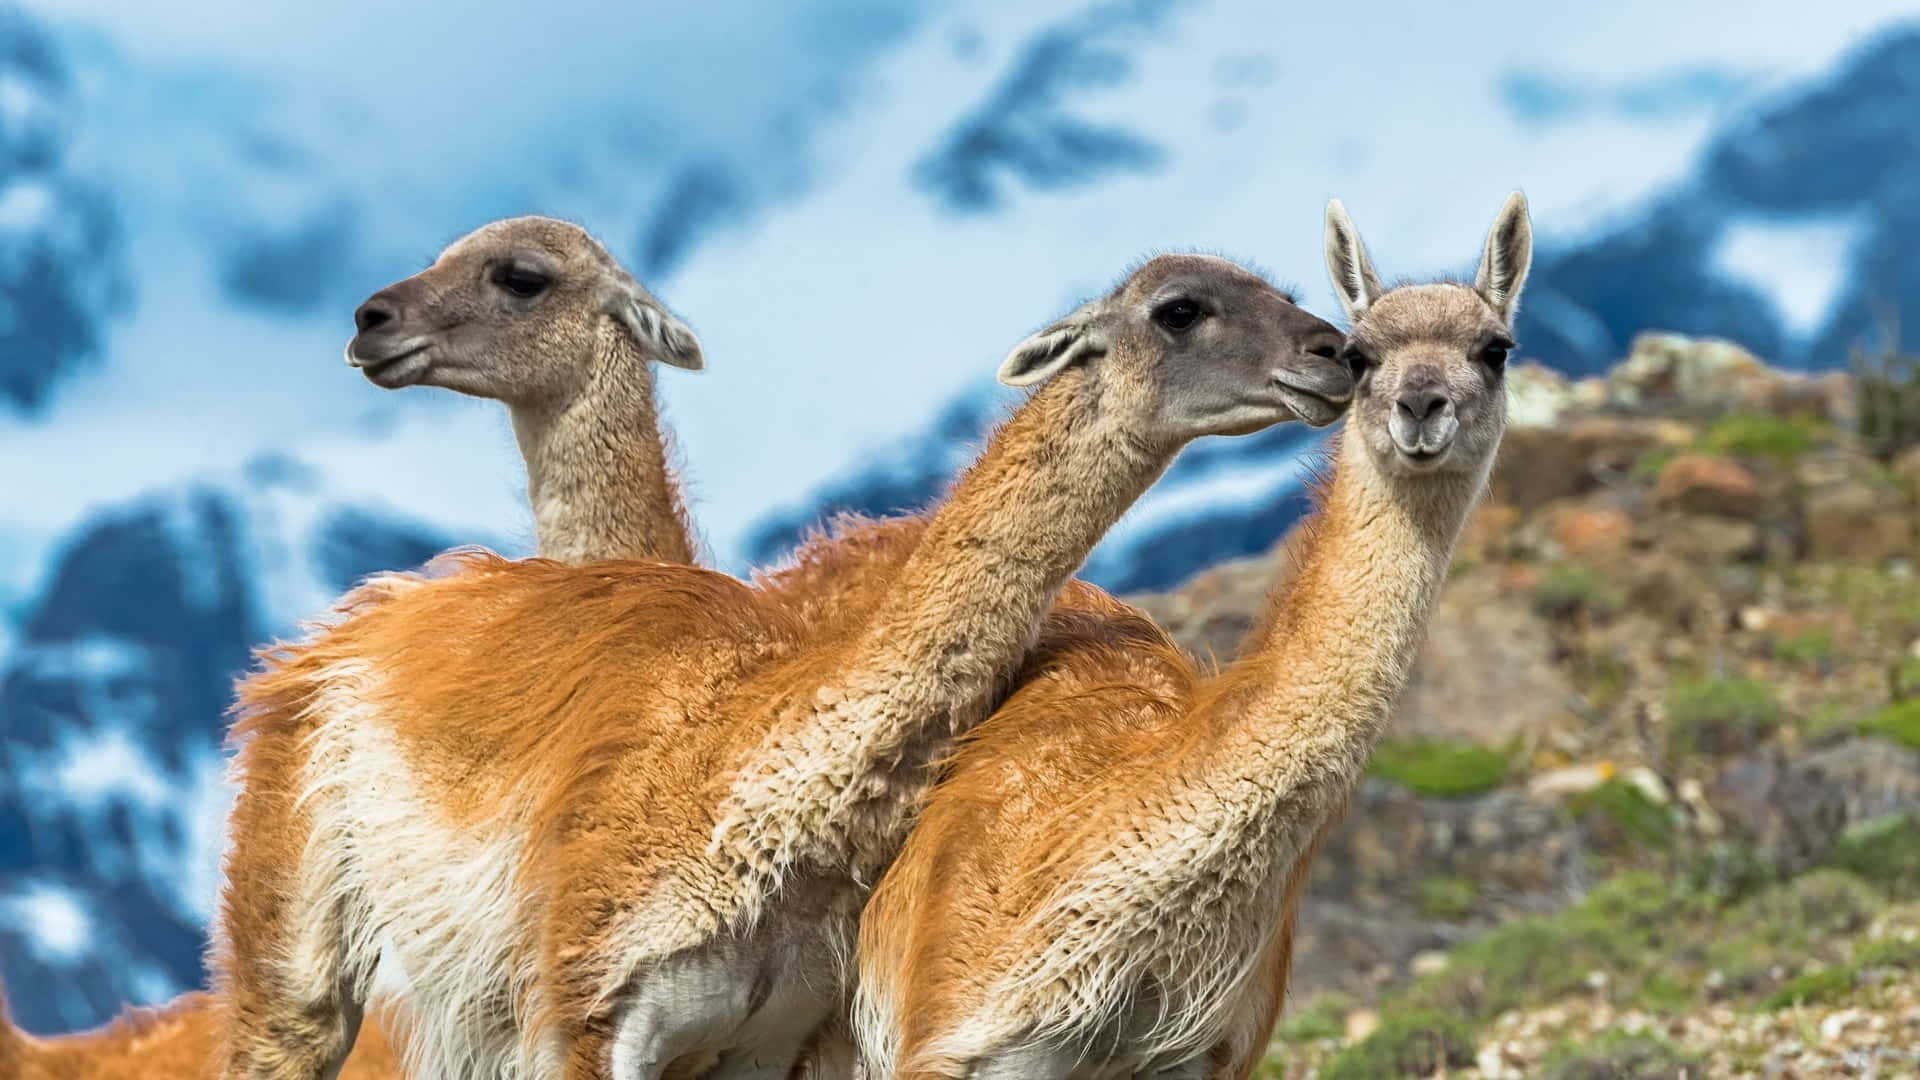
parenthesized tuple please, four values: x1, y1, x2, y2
(29, 217, 714, 1080)
(0, 984, 402, 1080)
(853, 194, 1531, 1080)
(210, 255, 1349, 1080)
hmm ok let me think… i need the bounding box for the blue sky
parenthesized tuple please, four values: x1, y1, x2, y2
(5, 0, 1916, 580)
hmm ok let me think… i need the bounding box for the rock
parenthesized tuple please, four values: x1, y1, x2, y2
(1803, 480, 1914, 563)
(1661, 512, 1762, 563)
(1679, 778, 1725, 836)
(1457, 501, 1521, 566)
(1344, 1008, 1378, 1043)
(1400, 573, 1573, 747)
(1491, 426, 1592, 510)
(1528, 761, 1617, 801)
(1623, 765, 1671, 805)
(1286, 785, 1584, 1001)
(1506, 361, 1575, 428)
(1127, 551, 1276, 662)
(1547, 505, 1637, 565)
(1821, 1009, 1860, 1043)
(1609, 332, 1776, 414)
(1709, 739, 1920, 874)
(1894, 445, 1920, 503)
(1653, 454, 1763, 518)
(1410, 950, 1451, 977)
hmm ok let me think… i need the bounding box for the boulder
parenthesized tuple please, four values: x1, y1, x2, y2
(1653, 454, 1762, 518)
(1709, 739, 1920, 874)
(1544, 504, 1638, 565)
(1608, 332, 1777, 414)
(1804, 481, 1914, 562)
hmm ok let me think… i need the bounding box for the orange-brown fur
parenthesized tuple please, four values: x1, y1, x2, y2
(0, 986, 402, 1080)
(211, 255, 1349, 1080)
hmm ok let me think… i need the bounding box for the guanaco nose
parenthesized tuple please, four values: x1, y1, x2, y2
(354, 293, 398, 333)
(1395, 384, 1450, 423)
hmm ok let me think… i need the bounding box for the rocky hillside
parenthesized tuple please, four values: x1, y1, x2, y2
(1125, 334, 1920, 1076)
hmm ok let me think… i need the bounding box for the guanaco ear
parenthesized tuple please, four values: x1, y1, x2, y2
(1474, 190, 1533, 325)
(998, 300, 1108, 387)
(603, 271, 704, 370)
(1324, 198, 1385, 321)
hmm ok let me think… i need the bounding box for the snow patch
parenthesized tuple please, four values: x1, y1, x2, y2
(1712, 214, 1865, 340)
(0, 179, 54, 231)
(4, 884, 92, 963)
(54, 726, 174, 809)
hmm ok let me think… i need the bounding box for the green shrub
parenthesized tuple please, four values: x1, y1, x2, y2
(1700, 411, 1819, 459)
(1541, 1031, 1704, 1079)
(1893, 656, 1920, 700)
(1677, 842, 1776, 906)
(1318, 1011, 1474, 1080)
(1773, 628, 1835, 667)
(1271, 991, 1352, 1044)
(1532, 562, 1624, 620)
(1667, 677, 1781, 756)
(1762, 965, 1854, 1009)
(1854, 936, 1920, 971)
(1570, 779, 1675, 851)
(1394, 873, 1693, 1025)
(1419, 875, 1480, 920)
(1829, 813, 1920, 896)
(1369, 739, 1509, 798)
(1864, 699, 1920, 751)
(1633, 446, 1678, 481)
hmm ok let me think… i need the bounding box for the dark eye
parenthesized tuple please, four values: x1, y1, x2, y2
(1154, 300, 1201, 332)
(1479, 337, 1514, 368)
(492, 265, 551, 299)
(1341, 346, 1374, 380)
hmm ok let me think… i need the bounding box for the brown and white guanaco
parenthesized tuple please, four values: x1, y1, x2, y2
(853, 194, 1531, 1080)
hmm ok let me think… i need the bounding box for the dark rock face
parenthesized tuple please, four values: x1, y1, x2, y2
(0, 486, 460, 1033)
(911, 0, 1174, 214)
(0, 8, 128, 414)
(1521, 30, 1920, 376)
(1711, 738, 1920, 874)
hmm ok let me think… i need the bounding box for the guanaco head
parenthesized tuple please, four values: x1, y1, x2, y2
(1324, 192, 1531, 477)
(344, 216, 702, 404)
(997, 254, 1350, 444)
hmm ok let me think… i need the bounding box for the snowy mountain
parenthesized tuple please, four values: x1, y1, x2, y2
(1, 453, 469, 1030)
(749, 19, 1920, 592)
(3, 0, 1919, 1033)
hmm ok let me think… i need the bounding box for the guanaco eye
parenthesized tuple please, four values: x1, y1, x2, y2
(492, 265, 552, 299)
(1479, 337, 1515, 368)
(1154, 300, 1201, 332)
(1341, 346, 1374, 379)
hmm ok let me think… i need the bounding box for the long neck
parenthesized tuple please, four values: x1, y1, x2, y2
(717, 363, 1174, 884)
(1192, 424, 1491, 851)
(852, 365, 1169, 719)
(510, 322, 700, 566)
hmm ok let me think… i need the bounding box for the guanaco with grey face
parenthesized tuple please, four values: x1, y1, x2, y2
(853, 194, 1529, 1080)
(346, 215, 705, 566)
(10, 218, 707, 1080)
(211, 253, 1348, 1080)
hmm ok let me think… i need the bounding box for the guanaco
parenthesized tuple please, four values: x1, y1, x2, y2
(854, 194, 1531, 1079)
(211, 254, 1350, 1080)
